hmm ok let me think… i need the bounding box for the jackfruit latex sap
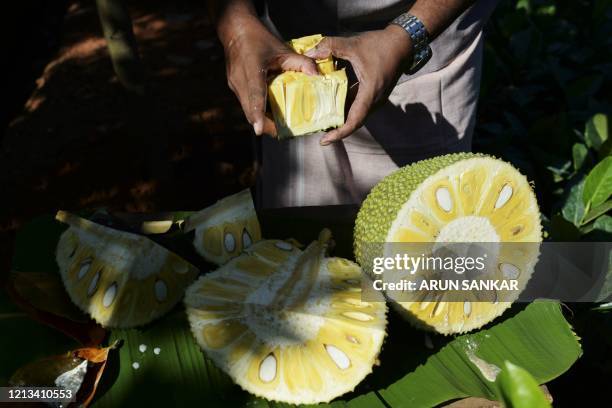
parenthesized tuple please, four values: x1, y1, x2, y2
(268, 35, 348, 139)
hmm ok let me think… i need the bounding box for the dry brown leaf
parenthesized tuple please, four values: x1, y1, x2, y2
(10, 342, 119, 407)
(6, 271, 107, 346)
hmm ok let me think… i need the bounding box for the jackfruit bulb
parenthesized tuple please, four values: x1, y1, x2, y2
(269, 34, 347, 139)
(185, 230, 387, 404)
(354, 153, 542, 334)
(55, 211, 199, 328)
(184, 189, 262, 266)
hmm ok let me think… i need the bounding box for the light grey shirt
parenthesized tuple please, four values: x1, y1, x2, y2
(258, 0, 499, 208)
(264, 0, 498, 81)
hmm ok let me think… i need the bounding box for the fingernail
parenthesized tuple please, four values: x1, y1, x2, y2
(253, 121, 263, 135)
(319, 137, 331, 146)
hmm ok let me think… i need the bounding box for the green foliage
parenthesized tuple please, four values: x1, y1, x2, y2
(583, 157, 612, 209)
(477, 1, 612, 242)
(378, 301, 580, 408)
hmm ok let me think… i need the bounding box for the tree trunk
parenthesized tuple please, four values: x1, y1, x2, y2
(96, 0, 145, 94)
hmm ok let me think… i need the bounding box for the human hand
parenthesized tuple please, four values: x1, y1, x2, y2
(222, 17, 318, 136)
(305, 26, 413, 145)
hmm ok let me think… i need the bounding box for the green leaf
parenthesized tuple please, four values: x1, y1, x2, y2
(562, 178, 586, 227)
(377, 301, 581, 407)
(583, 200, 612, 225)
(583, 157, 612, 208)
(496, 361, 551, 408)
(572, 143, 588, 172)
(585, 113, 609, 151)
(515, 0, 531, 13)
(593, 215, 612, 233)
(93, 311, 251, 407)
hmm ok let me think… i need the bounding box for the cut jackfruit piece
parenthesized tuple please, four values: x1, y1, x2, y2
(55, 211, 199, 328)
(185, 189, 262, 265)
(354, 154, 542, 334)
(269, 34, 348, 139)
(288, 34, 335, 75)
(185, 231, 386, 404)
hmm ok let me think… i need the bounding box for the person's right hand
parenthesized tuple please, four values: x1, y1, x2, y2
(222, 17, 318, 136)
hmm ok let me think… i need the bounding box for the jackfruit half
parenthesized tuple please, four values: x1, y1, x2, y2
(269, 34, 348, 139)
(354, 153, 542, 334)
(55, 211, 199, 328)
(185, 230, 386, 404)
(185, 189, 262, 265)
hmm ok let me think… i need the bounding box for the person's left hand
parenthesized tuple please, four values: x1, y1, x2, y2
(305, 26, 413, 145)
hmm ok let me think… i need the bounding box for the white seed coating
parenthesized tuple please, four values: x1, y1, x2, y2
(274, 241, 293, 251)
(500, 263, 520, 279)
(153, 347, 161, 355)
(464, 301, 472, 317)
(139, 344, 147, 353)
(435, 187, 453, 212)
(132, 362, 140, 370)
(155, 279, 168, 302)
(259, 354, 277, 383)
(325, 345, 350, 370)
(224, 232, 236, 252)
(77, 259, 91, 280)
(495, 184, 513, 209)
(102, 283, 118, 308)
(242, 229, 252, 249)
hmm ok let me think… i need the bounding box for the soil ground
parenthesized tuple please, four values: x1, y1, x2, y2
(2, 0, 255, 231)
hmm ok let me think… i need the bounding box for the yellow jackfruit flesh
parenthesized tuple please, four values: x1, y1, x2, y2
(184, 189, 262, 265)
(354, 154, 542, 334)
(185, 230, 387, 404)
(269, 34, 347, 139)
(55, 211, 199, 328)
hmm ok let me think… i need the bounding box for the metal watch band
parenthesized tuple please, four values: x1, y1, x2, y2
(390, 13, 433, 74)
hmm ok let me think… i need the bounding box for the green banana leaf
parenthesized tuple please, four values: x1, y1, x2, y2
(4, 213, 583, 408)
(90, 300, 580, 407)
(0, 295, 79, 386)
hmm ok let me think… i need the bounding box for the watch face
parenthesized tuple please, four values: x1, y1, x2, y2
(408, 46, 433, 75)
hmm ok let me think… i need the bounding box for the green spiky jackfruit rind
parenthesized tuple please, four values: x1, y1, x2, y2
(353, 152, 484, 274)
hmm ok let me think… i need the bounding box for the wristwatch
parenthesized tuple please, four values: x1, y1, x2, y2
(390, 13, 432, 74)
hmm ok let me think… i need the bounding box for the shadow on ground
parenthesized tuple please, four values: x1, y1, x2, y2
(2, 0, 255, 231)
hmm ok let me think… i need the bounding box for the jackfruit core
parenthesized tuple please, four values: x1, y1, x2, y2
(268, 34, 348, 139)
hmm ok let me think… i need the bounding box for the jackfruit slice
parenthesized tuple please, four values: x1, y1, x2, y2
(288, 34, 335, 75)
(269, 34, 348, 139)
(354, 153, 542, 334)
(185, 189, 262, 265)
(185, 231, 386, 404)
(55, 211, 199, 328)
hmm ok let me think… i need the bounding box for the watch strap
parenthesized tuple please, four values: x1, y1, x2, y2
(390, 13, 433, 74)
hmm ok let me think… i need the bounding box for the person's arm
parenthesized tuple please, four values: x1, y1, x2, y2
(306, 0, 476, 145)
(212, 0, 317, 136)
